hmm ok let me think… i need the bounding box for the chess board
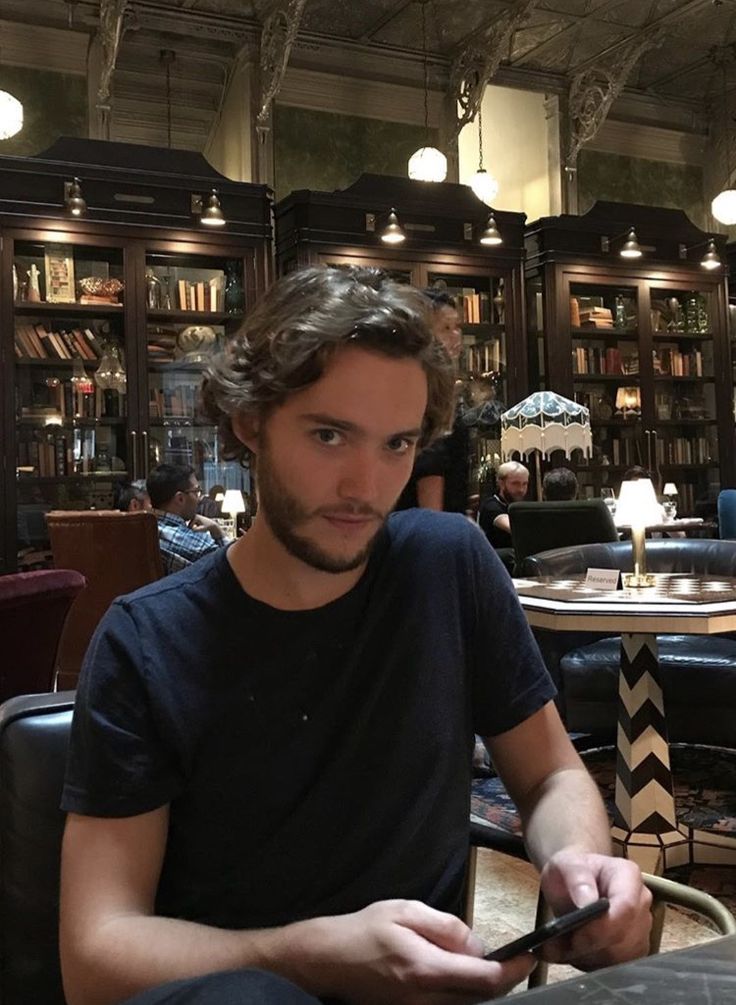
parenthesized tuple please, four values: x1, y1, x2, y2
(515, 574, 736, 608)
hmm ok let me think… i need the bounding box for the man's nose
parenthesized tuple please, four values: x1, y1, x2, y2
(337, 450, 380, 502)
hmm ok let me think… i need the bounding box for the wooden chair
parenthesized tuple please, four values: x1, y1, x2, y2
(46, 510, 164, 689)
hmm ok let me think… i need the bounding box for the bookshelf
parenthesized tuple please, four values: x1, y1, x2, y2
(0, 138, 272, 573)
(275, 174, 528, 505)
(525, 202, 733, 516)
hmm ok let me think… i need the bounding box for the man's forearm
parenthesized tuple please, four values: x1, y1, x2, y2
(63, 913, 325, 1005)
(518, 766, 612, 870)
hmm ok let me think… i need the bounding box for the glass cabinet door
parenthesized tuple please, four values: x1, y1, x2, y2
(143, 250, 251, 506)
(568, 282, 641, 499)
(13, 238, 130, 568)
(648, 285, 718, 515)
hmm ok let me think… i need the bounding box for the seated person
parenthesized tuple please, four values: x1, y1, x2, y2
(115, 479, 152, 513)
(396, 289, 468, 513)
(478, 460, 529, 571)
(60, 267, 650, 1005)
(542, 467, 578, 501)
(146, 463, 229, 575)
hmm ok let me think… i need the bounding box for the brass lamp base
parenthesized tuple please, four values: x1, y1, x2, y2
(622, 572, 657, 589)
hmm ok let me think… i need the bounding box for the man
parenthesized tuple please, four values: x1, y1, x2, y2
(116, 479, 152, 513)
(146, 463, 228, 574)
(396, 288, 468, 513)
(60, 267, 650, 1005)
(542, 467, 578, 501)
(478, 461, 530, 570)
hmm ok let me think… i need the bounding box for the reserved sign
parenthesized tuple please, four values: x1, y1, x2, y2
(585, 568, 621, 591)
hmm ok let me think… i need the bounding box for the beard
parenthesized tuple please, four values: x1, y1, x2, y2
(255, 439, 389, 574)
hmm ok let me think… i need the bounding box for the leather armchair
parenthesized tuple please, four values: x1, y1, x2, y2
(519, 539, 736, 747)
(508, 499, 618, 573)
(46, 510, 164, 689)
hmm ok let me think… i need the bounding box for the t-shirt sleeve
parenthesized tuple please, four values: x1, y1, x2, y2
(412, 435, 451, 480)
(466, 527, 556, 737)
(62, 600, 185, 817)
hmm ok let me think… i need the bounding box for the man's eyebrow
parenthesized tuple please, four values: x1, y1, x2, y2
(299, 412, 423, 438)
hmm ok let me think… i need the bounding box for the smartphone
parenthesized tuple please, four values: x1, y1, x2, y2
(483, 897, 609, 962)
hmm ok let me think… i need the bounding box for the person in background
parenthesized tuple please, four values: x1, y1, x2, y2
(478, 460, 530, 572)
(146, 463, 229, 575)
(60, 267, 650, 1005)
(116, 479, 152, 513)
(542, 467, 578, 501)
(395, 289, 469, 513)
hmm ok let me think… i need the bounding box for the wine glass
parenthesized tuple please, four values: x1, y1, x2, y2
(601, 487, 617, 517)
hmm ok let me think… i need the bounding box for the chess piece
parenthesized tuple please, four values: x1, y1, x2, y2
(27, 263, 41, 302)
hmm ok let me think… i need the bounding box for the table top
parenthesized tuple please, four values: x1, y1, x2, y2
(501, 935, 736, 1003)
(514, 573, 736, 634)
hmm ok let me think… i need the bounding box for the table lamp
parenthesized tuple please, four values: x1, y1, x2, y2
(615, 478, 662, 588)
(614, 386, 641, 418)
(221, 489, 245, 536)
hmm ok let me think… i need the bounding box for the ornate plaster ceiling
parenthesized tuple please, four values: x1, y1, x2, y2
(0, 0, 735, 151)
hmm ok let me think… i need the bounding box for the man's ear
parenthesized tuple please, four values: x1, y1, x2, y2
(231, 412, 260, 454)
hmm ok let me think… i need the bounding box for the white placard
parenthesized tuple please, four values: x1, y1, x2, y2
(585, 568, 621, 591)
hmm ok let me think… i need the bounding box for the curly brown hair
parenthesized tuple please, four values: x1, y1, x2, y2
(201, 265, 455, 465)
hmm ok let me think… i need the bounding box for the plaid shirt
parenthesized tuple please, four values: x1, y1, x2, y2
(154, 510, 227, 575)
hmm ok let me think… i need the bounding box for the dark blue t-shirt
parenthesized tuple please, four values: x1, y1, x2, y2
(62, 510, 554, 930)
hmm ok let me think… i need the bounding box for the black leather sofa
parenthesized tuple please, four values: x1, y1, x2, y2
(519, 539, 736, 748)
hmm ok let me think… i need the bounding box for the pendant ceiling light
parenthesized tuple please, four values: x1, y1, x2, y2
(469, 99, 498, 206)
(0, 88, 23, 140)
(712, 49, 736, 225)
(407, 1, 446, 183)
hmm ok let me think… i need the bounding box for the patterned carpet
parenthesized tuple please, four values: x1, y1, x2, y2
(471, 744, 736, 915)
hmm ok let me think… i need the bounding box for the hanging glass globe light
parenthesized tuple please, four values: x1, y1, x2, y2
(0, 90, 23, 140)
(469, 168, 499, 206)
(408, 146, 447, 182)
(711, 189, 736, 225)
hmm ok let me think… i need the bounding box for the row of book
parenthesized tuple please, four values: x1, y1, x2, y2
(14, 323, 106, 361)
(572, 346, 638, 375)
(465, 340, 502, 374)
(455, 290, 494, 325)
(149, 384, 199, 419)
(17, 427, 98, 478)
(21, 384, 122, 422)
(173, 278, 222, 313)
(654, 436, 712, 466)
(653, 347, 705, 377)
(609, 438, 641, 467)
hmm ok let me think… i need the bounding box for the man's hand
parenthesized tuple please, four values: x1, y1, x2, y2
(190, 514, 224, 539)
(281, 899, 536, 1005)
(536, 850, 652, 970)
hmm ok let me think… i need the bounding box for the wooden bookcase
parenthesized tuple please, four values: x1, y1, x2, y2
(0, 138, 272, 574)
(526, 202, 733, 516)
(275, 174, 528, 503)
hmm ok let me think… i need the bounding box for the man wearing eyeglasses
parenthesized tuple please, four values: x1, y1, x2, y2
(147, 463, 228, 575)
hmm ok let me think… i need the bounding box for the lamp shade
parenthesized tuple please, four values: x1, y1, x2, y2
(614, 478, 662, 529)
(663, 482, 678, 497)
(407, 146, 447, 182)
(712, 189, 736, 226)
(221, 489, 245, 515)
(0, 90, 23, 140)
(614, 386, 640, 412)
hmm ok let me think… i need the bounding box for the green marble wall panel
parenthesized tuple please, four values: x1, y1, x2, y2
(274, 105, 438, 200)
(578, 150, 705, 229)
(0, 66, 87, 157)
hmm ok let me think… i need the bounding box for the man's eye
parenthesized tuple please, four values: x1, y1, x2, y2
(387, 437, 413, 454)
(314, 429, 343, 445)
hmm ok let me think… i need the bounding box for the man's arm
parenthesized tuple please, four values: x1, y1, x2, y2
(60, 809, 536, 1005)
(486, 702, 652, 969)
(415, 474, 445, 511)
(493, 512, 511, 534)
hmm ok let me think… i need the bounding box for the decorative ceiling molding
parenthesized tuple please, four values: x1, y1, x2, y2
(447, 0, 538, 141)
(97, 0, 132, 137)
(256, 0, 308, 135)
(0, 16, 89, 74)
(278, 65, 444, 126)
